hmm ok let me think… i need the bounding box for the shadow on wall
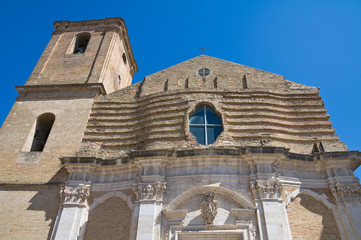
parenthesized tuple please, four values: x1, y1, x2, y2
(0, 168, 66, 240)
(27, 167, 68, 240)
(288, 194, 341, 240)
(83, 196, 132, 240)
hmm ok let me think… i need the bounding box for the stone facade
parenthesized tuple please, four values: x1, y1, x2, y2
(0, 17, 360, 240)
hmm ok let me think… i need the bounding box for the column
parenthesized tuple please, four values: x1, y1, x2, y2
(51, 182, 91, 240)
(132, 182, 166, 240)
(330, 183, 361, 240)
(250, 179, 292, 240)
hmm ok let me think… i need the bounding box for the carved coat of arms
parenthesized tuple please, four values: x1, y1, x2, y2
(201, 191, 218, 226)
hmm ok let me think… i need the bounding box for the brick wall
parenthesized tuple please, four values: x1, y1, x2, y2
(287, 194, 341, 240)
(0, 185, 60, 240)
(84, 196, 132, 240)
(0, 97, 93, 183)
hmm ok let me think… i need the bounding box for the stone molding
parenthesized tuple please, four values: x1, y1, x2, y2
(89, 191, 134, 211)
(166, 185, 255, 211)
(230, 208, 257, 238)
(285, 187, 350, 240)
(176, 230, 247, 240)
(330, 183, 361, 202)
(60, 183, 91, 206)
(285, 188, 334, 209)
(134, 158, 167, 176)
(230, 208, 255, 217)
(164, 209, 188, 226)
(62, 148, 361, 167)
(132, 182, 166, 202)
(250, 179, 283, 200)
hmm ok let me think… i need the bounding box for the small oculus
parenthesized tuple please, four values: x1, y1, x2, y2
(198, 68, 211, 77)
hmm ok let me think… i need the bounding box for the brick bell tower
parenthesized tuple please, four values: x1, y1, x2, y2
(26, 17, 137, 92)
(0, 18, 138, 184)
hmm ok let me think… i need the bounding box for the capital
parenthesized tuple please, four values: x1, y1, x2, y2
(60, 183, 91, 206)
(330, 183, 361, 203)
(132, 182, 166, 202)
(250, 180, 283, 200)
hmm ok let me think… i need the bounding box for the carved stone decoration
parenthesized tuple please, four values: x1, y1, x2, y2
(250, 180, 283, 200)
(260, 138, 270, 146)
(200, 191, 218, 227)
(250, 224, 257, 238)
(60, 183, 91, 206)
(330, 183, 361, 202)
(132, 182, 166, 202)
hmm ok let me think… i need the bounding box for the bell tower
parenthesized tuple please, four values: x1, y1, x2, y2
(0, 17, 138, 184)
(26, 17, 138, 93)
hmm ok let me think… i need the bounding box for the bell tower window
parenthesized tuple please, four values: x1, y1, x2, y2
(73, 32, 91, 54)
(30, 113, 55, 152)
(122, 53, 127, 65)
(189, 105, 222, 145)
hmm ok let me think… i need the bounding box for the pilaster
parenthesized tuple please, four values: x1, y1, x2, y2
(132, 181, 166, 240)
(327, 161, 361, 240)
(51, 182, 91, 240)
(249, 156, 291, 240)
(131, 158, 167, 240)
(250, 179, 291, 240)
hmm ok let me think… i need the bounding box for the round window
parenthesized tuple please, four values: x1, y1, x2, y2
(198, 68, 211, 77)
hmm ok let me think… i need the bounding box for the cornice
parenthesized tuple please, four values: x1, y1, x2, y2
(53, 17, 125, 29)
(61, 146, 361, 169)
(15, 83, 106, 100)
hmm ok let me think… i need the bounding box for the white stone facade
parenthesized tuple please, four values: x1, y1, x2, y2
(49, 149, 361, 240)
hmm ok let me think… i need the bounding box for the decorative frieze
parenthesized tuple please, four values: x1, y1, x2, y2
(250, 180, 283, 200)
(330, 183, 361, 202)
(132, 182, 166, 202)
(60, 183, 91, 206)
(200, 191, 218, 227)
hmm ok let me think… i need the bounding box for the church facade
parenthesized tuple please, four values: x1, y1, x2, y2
(0, 17, 360, 240)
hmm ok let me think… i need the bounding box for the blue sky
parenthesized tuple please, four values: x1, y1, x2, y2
(0, 0, 360, 178)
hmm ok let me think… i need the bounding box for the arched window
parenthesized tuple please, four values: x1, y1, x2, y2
(122, 53, 127, 65)
(189, 105, 222, 145)
(164, 80, 168, 91)
(30, 113, 55, 151)
(73, 32, 91, 54)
